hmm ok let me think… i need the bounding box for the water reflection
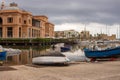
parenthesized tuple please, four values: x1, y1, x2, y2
(3, 44, 85, 66)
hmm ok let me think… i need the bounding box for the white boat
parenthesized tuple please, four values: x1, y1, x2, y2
(4, 48, 22, 56)
(0, 45, 21, 56)
(62, 49, 86, 62)
(32, 51, 70, 64)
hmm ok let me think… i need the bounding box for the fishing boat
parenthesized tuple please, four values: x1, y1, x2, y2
(84, 46, 120, 60)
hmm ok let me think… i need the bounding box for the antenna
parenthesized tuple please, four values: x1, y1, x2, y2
(100, 28, 102, 34)
(118, 25, 120, 39)
(84, 24, 86, 31)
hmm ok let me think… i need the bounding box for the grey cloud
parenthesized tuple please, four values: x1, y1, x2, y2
(5, 0, 120, 25)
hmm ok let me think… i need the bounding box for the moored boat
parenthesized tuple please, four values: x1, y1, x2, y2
(84, 46, 120, 58)
(0, 45, 6, 61)
(32, 56, 70, 65)
(32, 51, 70, 65)
(0, 51, 7, 61)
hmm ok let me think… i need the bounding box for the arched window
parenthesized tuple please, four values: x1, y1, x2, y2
(19, 18, 21, 23)
(7, 17, 13, 23)
(19, 27, 21, 38)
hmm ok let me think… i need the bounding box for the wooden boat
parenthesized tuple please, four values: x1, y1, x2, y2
(84, 46, 120, 58)
(0, 51, 7, 61)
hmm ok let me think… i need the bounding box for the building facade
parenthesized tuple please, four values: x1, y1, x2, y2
(55, 31, 64, 38)
(0, 2, 54, 38)
(96, 34, 116, 40)
(55, 30, 79, 38)
(80, 31, 90, 40)
(45, 22, 54, 38)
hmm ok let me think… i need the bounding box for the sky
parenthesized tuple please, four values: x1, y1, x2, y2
(2, 0, 120, 37)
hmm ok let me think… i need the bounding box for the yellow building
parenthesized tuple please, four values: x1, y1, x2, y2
(45, 22, 54, 38)
(0, 2, 54, 38)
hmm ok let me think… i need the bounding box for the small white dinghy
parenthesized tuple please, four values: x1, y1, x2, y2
(32, 51, 70, 65)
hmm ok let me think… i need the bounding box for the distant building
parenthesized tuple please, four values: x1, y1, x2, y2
(63, 30, 79, 38)
(55, 30, 79, 38)
(80, 31, 90, 40)
(98, 34, 116, 40)
(55, 31, 64, 38)
(0, 2, 54, 38)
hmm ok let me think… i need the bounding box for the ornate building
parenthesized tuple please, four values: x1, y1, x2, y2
(80, 30, 90, 40)
(0, 2, 54, 38)
(55, 30, 79, 38)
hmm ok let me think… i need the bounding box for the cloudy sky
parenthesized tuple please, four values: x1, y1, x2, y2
(2, 0, 120, 37)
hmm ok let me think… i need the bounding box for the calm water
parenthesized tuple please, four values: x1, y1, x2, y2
(3, 44, 86, 66)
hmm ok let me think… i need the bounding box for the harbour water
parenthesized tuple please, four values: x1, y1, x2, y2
(3, 44, 86, 66)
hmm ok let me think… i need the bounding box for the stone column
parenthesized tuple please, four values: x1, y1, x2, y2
(2, 26, 6, 38)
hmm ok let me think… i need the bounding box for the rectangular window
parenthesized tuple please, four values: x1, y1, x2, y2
(28, 28, 31, 38)
(24, 20, 26, 24)
(32, 19, 40, 27)
(19, 18, 21, 23)
(0, 28, 2, 37)
(7, 27, 13, 38)
(7, 17, 13, 23)
(19, 27, 21, 38)
(32, 29, 34, 37)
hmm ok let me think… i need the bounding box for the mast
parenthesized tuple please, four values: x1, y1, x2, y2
(117, 25, 119, 39)
(84, 24, 86, 40)
(118, 25, 120, 39)
(100, 27, 102, 34)
(106, 24, 107, 35)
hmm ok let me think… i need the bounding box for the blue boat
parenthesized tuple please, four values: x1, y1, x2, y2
(84, 46, 120, 58)
(0, 51, 7, 61)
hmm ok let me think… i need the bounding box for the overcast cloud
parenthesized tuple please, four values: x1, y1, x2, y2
(3, 0, 120, 36)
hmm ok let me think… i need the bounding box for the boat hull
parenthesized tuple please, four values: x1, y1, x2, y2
(84, 47, 120, 58)
(32, 56, 70, 64)
(0, 51, 7, 61)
